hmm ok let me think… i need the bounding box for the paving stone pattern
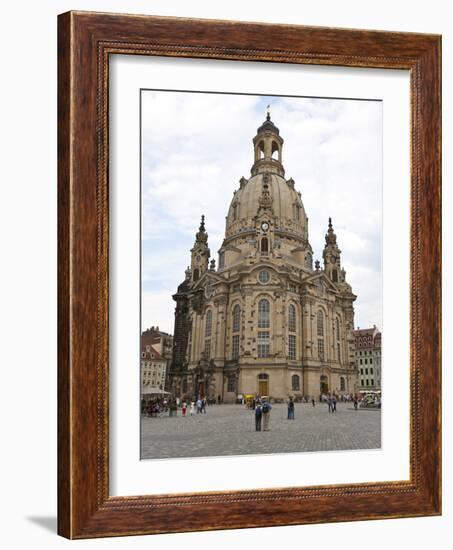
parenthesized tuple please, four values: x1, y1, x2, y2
(141, 402, 381, 460)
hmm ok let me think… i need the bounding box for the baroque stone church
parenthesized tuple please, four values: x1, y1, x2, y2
(169, 111, 358, 402)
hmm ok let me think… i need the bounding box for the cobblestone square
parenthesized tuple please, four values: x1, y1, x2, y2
(141, 402, 381, 459)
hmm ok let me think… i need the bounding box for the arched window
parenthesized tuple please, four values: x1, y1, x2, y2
(258, 299, 270, 328)
(257, 140, 265, 159)
(232, 202, 238, 221)
(271, 140, 280, 160)
(232, 304, 241, 333)
(332, 269, 338, 282)
(288, 304, 296, 333)
(317, 310, 324, 336)
(292, 374, 300, 391)
(205, 310, 212, 338)
(336, 318, 341, 361)
(193, 268, 199, 282)
(258, 373, 269, 380)
(340, 377, 345, 391)
(260, 237, 269, 254)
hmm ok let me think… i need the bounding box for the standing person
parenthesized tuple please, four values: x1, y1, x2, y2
(196, 398, 202, 414)
(312, 397, 316, 407)
(255, 402, 263, 431)
(202, 397, 207, 413)
(287, 397, 295, 420)
(262, 400, 272, 431)
(181, 401, 187, 417)
(327, 395, 332, 413)
(353, 395, 358, 410)
(332, 394, 337, 412)
(190, 401, 195, 416)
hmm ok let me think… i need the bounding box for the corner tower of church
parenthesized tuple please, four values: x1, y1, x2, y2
(169, 111, 358, 402)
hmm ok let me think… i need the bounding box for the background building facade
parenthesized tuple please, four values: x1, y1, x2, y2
(169, 114, 358, 402)
(354, 326, 382, 390)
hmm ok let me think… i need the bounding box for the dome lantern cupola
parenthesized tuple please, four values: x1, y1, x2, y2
(251, 106, 285, 177)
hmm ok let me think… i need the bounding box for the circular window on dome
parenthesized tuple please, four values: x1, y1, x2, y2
(258, 270, 270, 284)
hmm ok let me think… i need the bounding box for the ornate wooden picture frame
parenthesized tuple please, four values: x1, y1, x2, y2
(58, 11, 441, 539)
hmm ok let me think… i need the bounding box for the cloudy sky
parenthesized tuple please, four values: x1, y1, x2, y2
(141, 90, 382, 334)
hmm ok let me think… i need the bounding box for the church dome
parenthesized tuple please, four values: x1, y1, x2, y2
(226, 172, 308, 239)
(224, 112, 309, 243)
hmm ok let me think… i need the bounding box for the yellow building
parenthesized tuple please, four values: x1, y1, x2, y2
(169, 113, 358, 402)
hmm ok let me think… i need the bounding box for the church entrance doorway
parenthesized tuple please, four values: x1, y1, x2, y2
(320, 375, 329, 395)
(258, 373, 269, 396)
(198, 381, 205, 398)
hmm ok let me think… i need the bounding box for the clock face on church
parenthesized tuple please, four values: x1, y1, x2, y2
(261, 221, 269, 232)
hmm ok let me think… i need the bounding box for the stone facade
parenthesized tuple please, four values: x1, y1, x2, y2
(169, 113, 358, 402)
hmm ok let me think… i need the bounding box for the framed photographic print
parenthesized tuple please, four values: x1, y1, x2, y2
(58, 11, 441, 538)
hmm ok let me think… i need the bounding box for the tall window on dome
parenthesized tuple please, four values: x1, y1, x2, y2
(288, 304, 296, 333)
(260, 237, 269, 254)
(232, 304, 241, 333)
(317, 310, 324, 336)
(205, 310, 212, 338)
(232, 203, 238, 221)
(293, 203, 300, 221)
(258, 299, 270, 328)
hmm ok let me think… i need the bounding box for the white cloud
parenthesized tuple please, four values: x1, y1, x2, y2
(141, 91, 383, 333)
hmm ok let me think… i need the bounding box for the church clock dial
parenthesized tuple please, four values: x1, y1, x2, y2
(261, 221, 269, 232)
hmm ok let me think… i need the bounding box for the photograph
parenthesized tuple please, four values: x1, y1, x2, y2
(140, 90, 383, 460)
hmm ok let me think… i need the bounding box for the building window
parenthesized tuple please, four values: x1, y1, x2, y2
(288, 335, 296, 360)
(288, 304, 296, 332)
(370, 358, 373, 364)
(332, 269, 338, 282)
(318, 339, 325, 361)
(364, 358, 368, 365)
(232, 304, 241, 333)
(205, 310, 212, 338)
(340, 377, 345, 391)
(370, 368, 374, 375)
(292, 374, 300, 391)
(371, 379, 374, 386)
(258, 269, 270, 284)
(233, 203, 238, 221)
(337, 343, 341, 361)
(227, 376, 236, 393)
(317, 310, 324, 336)
(218, 252, 225, 269)
(260, 236, 269, 254)
(258, 299, 270, 328)
(360, 368, 364, 375)
(365, 368, 368, 375)
(257, 332, 270, 358)
(293, 203, 300, 221)
(366, 379, 369, 386)
(360, 359, 363, 365)
(193, 268, 199, 282)
(204, 339, 211, 359)
(232, 335, 240, 360)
